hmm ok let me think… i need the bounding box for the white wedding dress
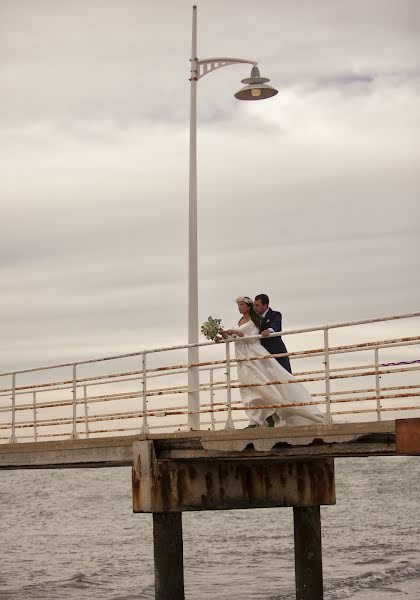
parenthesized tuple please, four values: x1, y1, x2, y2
(230, 320, 324, 427)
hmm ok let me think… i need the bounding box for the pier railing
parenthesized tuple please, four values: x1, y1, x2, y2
(0, 312, 419, 442)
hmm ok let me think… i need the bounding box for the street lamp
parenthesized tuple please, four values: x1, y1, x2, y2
(187, 5, 278, 430)
(234, 66, 278, 101)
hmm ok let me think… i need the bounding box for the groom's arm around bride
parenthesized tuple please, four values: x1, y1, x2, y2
(253, 294, 293, 374)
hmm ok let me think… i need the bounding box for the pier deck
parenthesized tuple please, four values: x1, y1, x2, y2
(0, 421, 399, 470)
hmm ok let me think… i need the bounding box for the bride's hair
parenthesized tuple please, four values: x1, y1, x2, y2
(236, 296, 261, 329)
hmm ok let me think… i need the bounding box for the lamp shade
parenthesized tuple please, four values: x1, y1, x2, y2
(234, 66, 278, 101)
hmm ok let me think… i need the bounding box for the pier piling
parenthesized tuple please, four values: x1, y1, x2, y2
(153, 512, 185, 600)
(293, 505, 323, 600)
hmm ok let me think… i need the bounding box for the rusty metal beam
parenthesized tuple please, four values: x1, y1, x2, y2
(396, 418, 420, 455)
(132, 441, 335, 512)
(159, 441, 395, 462)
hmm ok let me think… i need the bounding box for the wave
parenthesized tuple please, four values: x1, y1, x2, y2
(273, 561, 420, 600)
(1, 572, 107, 600)
(0, 570, 156, 600)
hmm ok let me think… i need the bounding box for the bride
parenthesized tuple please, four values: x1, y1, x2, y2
(220, 296, 325, 428)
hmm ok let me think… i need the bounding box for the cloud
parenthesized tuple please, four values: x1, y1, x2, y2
(0, 0, 419, 383)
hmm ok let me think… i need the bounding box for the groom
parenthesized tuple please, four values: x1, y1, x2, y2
(253, 294, 292, 374)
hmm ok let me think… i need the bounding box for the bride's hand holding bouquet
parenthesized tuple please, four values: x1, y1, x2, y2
(201, 317, 244, 343)
(201, 317, 224, 342)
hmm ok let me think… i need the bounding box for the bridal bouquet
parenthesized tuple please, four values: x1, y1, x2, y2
(201, 316, 223, 341)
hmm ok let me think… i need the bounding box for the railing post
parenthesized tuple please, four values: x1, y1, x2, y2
(323, 328, 333, 424)
(9, 373, 17, 443)
(141, 353, 149, 433)
(374, 347, 382, 421)
(224, 341, 235, 430)
(209, 368, 216, 431)
(188, 347, 200, 431)
(71, 363, 79, 439)
(33, 391, 38, 442)
(83, 385, 90, 438)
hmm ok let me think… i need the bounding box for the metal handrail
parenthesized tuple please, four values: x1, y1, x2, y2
(1, 362, 419, 415)
(1, 335, 418, 397)
(1, 311, 419, 443)
(1, 311, 419, 378)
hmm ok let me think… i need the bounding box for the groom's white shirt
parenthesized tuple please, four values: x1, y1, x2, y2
(261, 308, 274, 334)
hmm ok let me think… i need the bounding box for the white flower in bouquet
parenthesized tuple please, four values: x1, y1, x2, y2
(201, 316, 223, 341)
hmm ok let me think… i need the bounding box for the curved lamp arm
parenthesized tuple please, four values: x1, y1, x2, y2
(192, 57, 258, 81)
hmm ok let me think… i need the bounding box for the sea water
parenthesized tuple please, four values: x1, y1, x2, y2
(1, 456, 419, 599)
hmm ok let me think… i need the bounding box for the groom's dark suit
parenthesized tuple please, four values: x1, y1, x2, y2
(259, 308, 292, 374)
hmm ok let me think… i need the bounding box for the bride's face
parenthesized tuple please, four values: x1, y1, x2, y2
(237, 301, 250, 315)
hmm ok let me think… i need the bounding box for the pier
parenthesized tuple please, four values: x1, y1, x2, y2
(1, 312, 419, 599)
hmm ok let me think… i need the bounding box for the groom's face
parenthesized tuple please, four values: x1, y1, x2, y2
(253, 299, 268, 315)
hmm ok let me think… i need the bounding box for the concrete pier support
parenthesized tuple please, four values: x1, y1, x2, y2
(153, 512, 185, 600)
(293, 506, 323, 600)
(133, 440, 335, 599)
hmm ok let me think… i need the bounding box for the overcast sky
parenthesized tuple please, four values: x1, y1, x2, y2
(1, 0, 419, 373)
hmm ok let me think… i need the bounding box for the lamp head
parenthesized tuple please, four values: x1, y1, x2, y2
(234, 66, 278, 101)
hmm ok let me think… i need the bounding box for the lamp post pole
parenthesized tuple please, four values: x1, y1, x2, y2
(187, 5, 200, 431)
(187, 5, 278, 430)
